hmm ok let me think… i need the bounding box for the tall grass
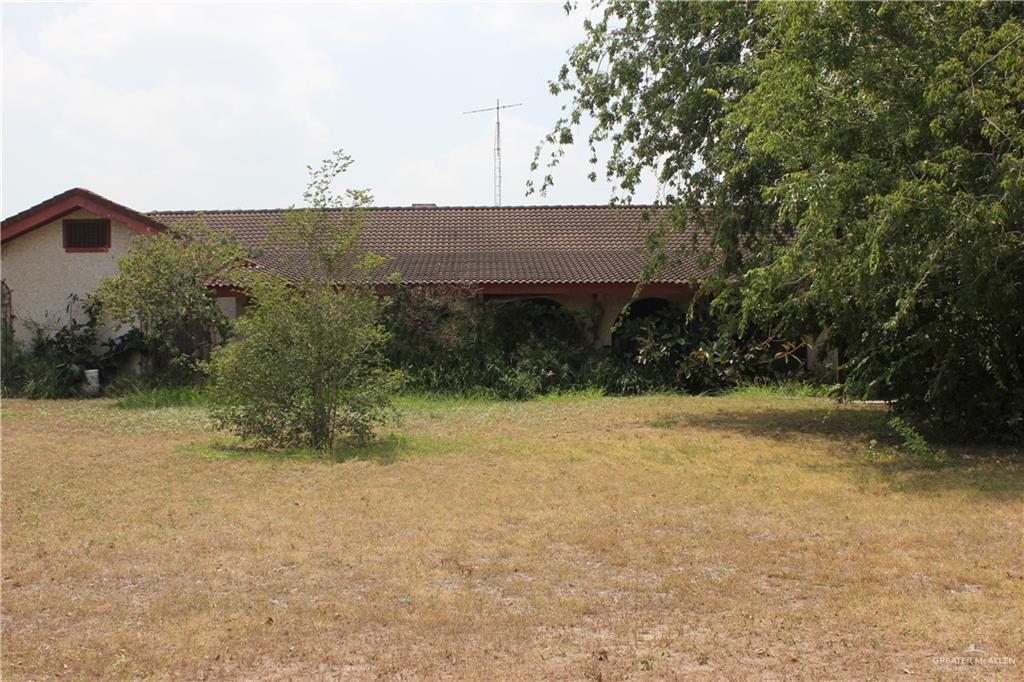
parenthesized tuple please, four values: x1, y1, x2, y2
(113, 385, 209, 409)
(725, 380, 833, 399)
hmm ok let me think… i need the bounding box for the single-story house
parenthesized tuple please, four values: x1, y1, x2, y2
(1, 187, 707, 348)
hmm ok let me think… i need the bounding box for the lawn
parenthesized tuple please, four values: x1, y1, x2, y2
(2, 393, 1021, 680)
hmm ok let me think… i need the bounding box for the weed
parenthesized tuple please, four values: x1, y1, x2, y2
(113, 385, 209, 409)
(888, 416, 948, 467)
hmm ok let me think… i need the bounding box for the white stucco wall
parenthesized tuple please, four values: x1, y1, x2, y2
(1, 209, 137, 344)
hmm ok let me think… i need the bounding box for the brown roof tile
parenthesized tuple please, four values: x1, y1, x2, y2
(149, 205, 710, 286)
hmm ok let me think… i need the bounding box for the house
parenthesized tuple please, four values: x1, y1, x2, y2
(1, 187, 706, 348)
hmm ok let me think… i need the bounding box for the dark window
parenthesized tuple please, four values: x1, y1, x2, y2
(63, 219, 111, 251)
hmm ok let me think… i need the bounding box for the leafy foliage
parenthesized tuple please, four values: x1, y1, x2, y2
(207, 151, 399, 449)
(888, 416, 948, 468)
(541, 1, 1024, 440)
(605, 303, 805, 395)
(1, 296, 106, 398)
(385, 287, 595, 399)
(93, 219, 251, 380)
(384, 288, 802, 399)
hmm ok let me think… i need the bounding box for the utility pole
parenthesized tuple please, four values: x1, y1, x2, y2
(462, 99, 522, 206)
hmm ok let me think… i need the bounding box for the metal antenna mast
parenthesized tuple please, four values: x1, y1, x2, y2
(462, 99, 522, 206)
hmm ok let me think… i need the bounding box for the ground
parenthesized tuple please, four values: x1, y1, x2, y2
(2, 393, 1022, 680)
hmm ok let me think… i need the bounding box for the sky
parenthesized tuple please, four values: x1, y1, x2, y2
(2, 1, 655, 216)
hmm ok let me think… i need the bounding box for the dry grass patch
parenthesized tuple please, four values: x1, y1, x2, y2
(2, 394, 1022, 680)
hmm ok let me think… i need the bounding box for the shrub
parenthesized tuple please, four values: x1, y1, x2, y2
(1, 296, 108, 398)
(207, 150, 400, 449)
(384, 287, 807, 399)
(888, 416, 948, 468)
(385, 288, 595, 399)
(92, 218, 251, 383)
(383, 285, 489, 394)
(208, 278, 399, 447)
(598, 303, 806, 395)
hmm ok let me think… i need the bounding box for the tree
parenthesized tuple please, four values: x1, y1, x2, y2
(93, 220, 251, 379)
(206, 151, 399, 449)
(541, 1, 1024, 440)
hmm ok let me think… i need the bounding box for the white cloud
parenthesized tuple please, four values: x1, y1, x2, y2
(469, 2, 588, 49)
(377, 113, 632, 206)
(2, 2, 652, 214)
(2, 3, 372, 210)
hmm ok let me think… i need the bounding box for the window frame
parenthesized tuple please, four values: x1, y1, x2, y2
(62, 218, 111, 253)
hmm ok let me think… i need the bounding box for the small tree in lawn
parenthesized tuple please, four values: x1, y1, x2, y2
(206, 150, 399, 449)
(93, 220, 251, 380)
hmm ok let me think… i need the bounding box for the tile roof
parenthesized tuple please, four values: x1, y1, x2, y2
(147, 205, 711, 286)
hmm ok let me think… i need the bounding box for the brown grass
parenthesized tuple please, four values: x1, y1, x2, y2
(2, 393, 1022, 680)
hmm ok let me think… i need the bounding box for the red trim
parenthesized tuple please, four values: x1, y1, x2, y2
(2, 188, 165, 244)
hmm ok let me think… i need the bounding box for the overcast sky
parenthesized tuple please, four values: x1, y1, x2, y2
(2, 2, 656, 215)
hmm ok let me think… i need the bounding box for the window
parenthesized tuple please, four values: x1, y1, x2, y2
(63, 219, 111, 252)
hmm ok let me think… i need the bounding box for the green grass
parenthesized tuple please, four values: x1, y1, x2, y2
(109, 381, 828, 412)
(112, 384, 209, 409)
(725, 379, 835, 399)
(188, 433, 410, 464)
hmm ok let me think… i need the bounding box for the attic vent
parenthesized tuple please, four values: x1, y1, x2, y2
(63, 218, 111, 251)
(411, 203, 437, 208)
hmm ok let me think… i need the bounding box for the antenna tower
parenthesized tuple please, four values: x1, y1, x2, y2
(462, 99, 522, 206)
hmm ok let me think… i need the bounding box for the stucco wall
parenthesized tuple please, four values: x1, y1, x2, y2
(1, 209, 136, 344)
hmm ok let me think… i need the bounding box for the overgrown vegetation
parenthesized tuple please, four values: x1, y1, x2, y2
(887, 416, 949, 468)
(540, 1, 1024, 441)
(384, 287, 594, 399)
(92, 219, 251, 382)
(384, 287, 805, 399)
(0, 296, 133, 399)
(206, 150, 399, 448)
(112, 383, 209, 410)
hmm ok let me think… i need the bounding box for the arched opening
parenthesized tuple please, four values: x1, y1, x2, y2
(488, 297, 589, 355)
(611, 297, 677, 355)
(622, 297, 673, 320)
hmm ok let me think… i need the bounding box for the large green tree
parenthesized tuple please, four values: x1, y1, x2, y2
(541, 1, 1024, 440)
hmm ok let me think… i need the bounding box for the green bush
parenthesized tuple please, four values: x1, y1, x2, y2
(384, 288, 596, 400)
(208, 272, 399, 448)
(206, 150, 400, 449)
(1, 296, 108, 399)
(92, 218, 250, 381)
(593, 303, 805, 395)
(384, 288, 806, 399)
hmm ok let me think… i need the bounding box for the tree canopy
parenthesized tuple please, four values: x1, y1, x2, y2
(93, 220, 251, 377)
(540, 1, 1024, 440)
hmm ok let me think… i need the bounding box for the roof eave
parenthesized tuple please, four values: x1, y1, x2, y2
(1, 188, 166, 245)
